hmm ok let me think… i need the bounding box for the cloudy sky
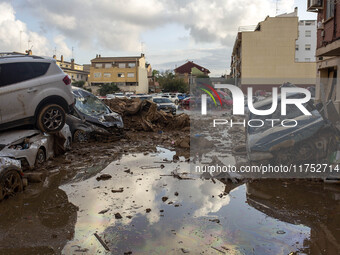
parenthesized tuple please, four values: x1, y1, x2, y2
(0, 0, 316, 76)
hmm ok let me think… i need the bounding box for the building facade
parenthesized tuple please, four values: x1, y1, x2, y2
(54, 55, 89, 83)
(295, 20, 317, 62)
(89, 54, 148, 94)
(230, 8, 317, 92)
(307, 0, 340, 112)
(174, 61, 210, 85)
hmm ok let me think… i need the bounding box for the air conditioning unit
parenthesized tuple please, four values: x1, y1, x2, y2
(307, 0, 323, 12)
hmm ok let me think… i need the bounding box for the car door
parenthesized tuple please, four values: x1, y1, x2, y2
(0, 62, 39, 124)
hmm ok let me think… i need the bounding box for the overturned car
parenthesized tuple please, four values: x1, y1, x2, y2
(68, 87, 124, 142)
(246, 92, 339, 166)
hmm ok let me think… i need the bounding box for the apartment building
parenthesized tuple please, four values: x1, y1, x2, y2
(174, 61, 210, 85)
(230, 8, 316, 92)
(295, 20, 317, 62)
(54, 55, 89, 83)
(307, 0, 340, 112)
(89, 54, 148, 94)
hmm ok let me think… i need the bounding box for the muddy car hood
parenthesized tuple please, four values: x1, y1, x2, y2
(248, 113, 326, 152)
(0, 130, 40, 149)
(82, 112, 124, 129)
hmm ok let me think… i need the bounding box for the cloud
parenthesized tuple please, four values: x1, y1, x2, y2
(0, 2, 71, 58)
(21, 0, 295, 53)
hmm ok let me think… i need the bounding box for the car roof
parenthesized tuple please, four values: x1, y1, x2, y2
(0, 54, 53, 64)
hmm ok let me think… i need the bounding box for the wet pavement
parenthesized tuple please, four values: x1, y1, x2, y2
(1, 147, 334, 254)
(0, 123, 340, 254)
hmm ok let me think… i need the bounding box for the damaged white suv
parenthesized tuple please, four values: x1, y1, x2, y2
(0, 54, 74, 133)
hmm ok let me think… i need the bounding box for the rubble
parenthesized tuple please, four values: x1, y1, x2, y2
(96, 174, 112, 181)
(104, 98, 190, 132)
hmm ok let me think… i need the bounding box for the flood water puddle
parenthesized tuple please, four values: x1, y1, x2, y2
(59, 147, 340, 255)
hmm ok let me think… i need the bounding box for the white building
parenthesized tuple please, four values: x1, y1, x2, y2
(295, 20, 317, 62)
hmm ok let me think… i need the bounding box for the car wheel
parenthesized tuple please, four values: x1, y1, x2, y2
(73, 130, 88, 143)
(0, 169, 23, 201)
(35, 148, 46, 166)
(37, 104, 66, 133)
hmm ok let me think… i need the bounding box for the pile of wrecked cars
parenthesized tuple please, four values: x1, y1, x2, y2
(246, 90, 340, 180)
(0, 53, 124, 201)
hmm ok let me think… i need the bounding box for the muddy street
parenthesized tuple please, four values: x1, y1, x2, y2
(0, 114, 340, 255)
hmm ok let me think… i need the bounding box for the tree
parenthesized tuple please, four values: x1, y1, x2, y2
(158, 70, 187, 93)
(98, 83, 120, 96)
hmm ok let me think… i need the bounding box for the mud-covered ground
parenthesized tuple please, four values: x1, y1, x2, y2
(0, 111, 340, 255)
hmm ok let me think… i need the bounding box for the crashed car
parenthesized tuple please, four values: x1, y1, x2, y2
(0, 156, 26, 201)
(246, 92, 338, 165)
(0, 125, 72, 170)
(71, 87, 124, 139)
(152, 97, 176, 115)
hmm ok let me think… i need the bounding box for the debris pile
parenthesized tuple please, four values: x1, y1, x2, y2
(104, 98, 190, 132)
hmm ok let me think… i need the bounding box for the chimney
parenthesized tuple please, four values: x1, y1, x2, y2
(71, 58, 75, 70)
(99, 54, 101, 58)
(96, 54, 98, 58)
(141, 53, 145, 57)
(61, 55, 64, 63)
(53, 55, 56, 59)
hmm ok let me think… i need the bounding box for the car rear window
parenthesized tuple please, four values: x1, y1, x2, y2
(0, 62, 50, 87)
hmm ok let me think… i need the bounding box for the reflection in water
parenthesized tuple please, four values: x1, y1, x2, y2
(247, 180, 340, 254)
(61, 148, 340, 255)
(0, 173, 78, 255)
(1, 147, 339, 254)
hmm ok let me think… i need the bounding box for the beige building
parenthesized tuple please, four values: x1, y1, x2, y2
(89, 54, 148, 94)
(230, 8, 316, 92)
(54, 55, 89, 83)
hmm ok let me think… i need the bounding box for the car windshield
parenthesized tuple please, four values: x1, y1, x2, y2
(153, 98, 172, 103)
(73, 89, 111, 116)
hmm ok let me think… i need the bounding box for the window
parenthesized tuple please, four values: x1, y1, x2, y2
(295, 58, 299, 62)
(103, 73, 111, 77)
(305, 21, 314, 26)
(105, 63, 112, 68)
(127, 73, 135, 78)
(95, 63, 102, 68)
(305, 44, 311, 51)
(0, 62, 50, 87)
(118, 63, 126, 68)
(118, 73, 125, 78)
(299, 20, 304, 25)
(305, 58, 311, 62)
(305, 30, 311, 37)
(326, 0, 335, 20)
(94, 72, 101, 78)
(295, 44, 299, 51)
(128, 63, 136, 68)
